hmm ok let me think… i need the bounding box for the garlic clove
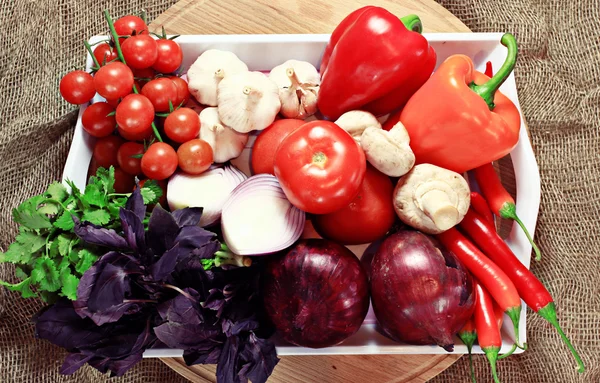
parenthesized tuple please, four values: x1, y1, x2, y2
(335, 110, 382, 145)
(269, 60, 320, 119)
(217, 71, 281, 133)
(199, 107, 249, 163)
(187, 49, 249, 107)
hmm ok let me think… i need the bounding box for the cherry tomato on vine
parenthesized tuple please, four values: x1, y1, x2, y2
(94, 62, 134, 100)
(169, 76, 190, 106)
(116, 94, 155, 136)
(113, 15, 149, 44)
(117, 125, 153, 141)
(141, 78, 178, 112)
(82, 102, 116, 137)
(106, 98, 120, 108)
(93, 43, 118, 66)
(121, 35, 158, 69)
(177, 139, 213, 175)
(114, 167, 136, 193)
(93, 135, 124, 168)
(59, 70, 96, 104)
(117, 141, 144, 175)
(133, 67, 156, 87)
(164, 107, 200, 143)
(141, 142, 178, 180)
(153, 39, 183, 73)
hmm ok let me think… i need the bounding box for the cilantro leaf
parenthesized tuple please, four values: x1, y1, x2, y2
(82, 209, 111, 226)
(0, 278, 37, 298)
(57, 234, 72, 256)
(140, 180, 163, 205)
(46, 182, 68, 202)
(31, 257, 61, 292)
(60, 269, 80, 300)
(15, 266, 29, 280)
(0, 242, 30, 264)
(93, 166, 116, 195)
(37, 201, 60, 216)
(54, 211, 75, 230)
(75, 249, 97, 274)
(16, 230, 46, 253)
(12, 195, 52, 229)
(83, 183, 107, 208)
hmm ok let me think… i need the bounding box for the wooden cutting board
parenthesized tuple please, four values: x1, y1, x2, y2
(149, 1, 470, 382)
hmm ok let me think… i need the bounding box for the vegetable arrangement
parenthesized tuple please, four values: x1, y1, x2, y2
(0, 6, 585, 383)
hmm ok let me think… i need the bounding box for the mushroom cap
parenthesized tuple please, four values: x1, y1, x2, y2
(268, 60, 320, 119)
(393, 164, 471, 234)
(199, 107, 249, 163)
(217, 71, 281, 133)
(187, 49, 249, 106)
(335, 110, 382, 145)
(361, 122, 415, 177)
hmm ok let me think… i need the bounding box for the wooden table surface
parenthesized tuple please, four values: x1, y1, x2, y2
(148, 1, 470, 382)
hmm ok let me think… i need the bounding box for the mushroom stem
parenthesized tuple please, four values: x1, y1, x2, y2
(214, 68, 225, 79)
(417, 189, 459, 231)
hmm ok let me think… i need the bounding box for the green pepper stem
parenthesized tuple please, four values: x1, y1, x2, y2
(497, 343, 517, 359)
(499, 202, 541, 261)
(458, 331, 477, 383)
(483, 346, 501, 383)
(103, 10, 127, 64)
(470, 33, 518, 110)
(400, 14, 423, 34)
(538, 302, 585, 373)
(505, 306, 527, 350)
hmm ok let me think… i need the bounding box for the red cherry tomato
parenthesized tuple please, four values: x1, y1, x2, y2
(106, 98, 121, 108)
(82, 102, 116, 137)
(117, 125, 153, 141)
(93, 135, 125, 168)
(274, 120, 367, 214)
(141, 78, 178, 112)
(169, 76, 190, 106)
(141, 142, 178, 180)
(93, 62, 134, 100)
(87, 157, 100, 180)
(138, 178, 168, 207)
(164, 107, 200, 143)
(117, 141, 144, 175)
(133, 67, 156, 87)
(93, 43, 118, 66)
(177, 139, 213, 175)
(116, 94, 155, 136)
(59, 70, 96, 105)
(312, 165, 397, 245)
(113, 15, 149, 44)
(121, 35, 158, 69)
(114, 167, 136, 193)
(251, 119, 306, 175)
(152, 39, 183, 73)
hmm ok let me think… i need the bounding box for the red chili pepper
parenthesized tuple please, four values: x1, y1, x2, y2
(470, 192, 494, 225)
(458, 317, 477, 383)
(472, 162, 542, 261)
(459, 208, 585, 373)
(474, 280, 504, 383)
(437, 228, 524, 349)
(485, 61, 494, 77)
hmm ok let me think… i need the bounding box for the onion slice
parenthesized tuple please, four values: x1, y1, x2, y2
(167, 164, 247, 227)
(221, 174, 306, 255)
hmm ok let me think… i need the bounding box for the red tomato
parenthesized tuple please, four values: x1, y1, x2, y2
(93, 62, 134, 100)
(93, 43, 118, 66)
(106, 97, 121, 108)
(153, 39, 183, 73)
(114, 167, 136, 193)
(121, 35, 158, 69)
(59, 70, 96, 104)
(177, 139, 213, 175)
(251, 119, 305, 175)
(117, 125, 153, 141)
(141, 142, 178, 180)
(117, 141, 144, 175)
(312, 165, 397, 245)
(169, 76, 190, 106)
(114, 15, 149, 44)
(116, 94, 155, 136)
(133, 67, 156, 87)
(93, 135, 125, 168)
(87, 157, 100, 180)
(274, 120, 367, 214)
(138, 179, 168, 207)
(164, 107, 200, 143)
(382, 109, 402, 131)
(82, 102, 116, 137)
(141, 78, 178, 112)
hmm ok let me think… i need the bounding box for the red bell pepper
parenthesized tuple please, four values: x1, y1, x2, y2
(400, 33, 521, 174)
(317, 6, 436, 119)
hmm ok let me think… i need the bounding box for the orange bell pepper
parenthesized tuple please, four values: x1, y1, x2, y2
(400, 33, 521, 174)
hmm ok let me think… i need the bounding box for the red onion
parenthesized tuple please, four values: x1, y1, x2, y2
(262, 238, 369, 348)
(221, 174, 305, 255)
(167, 164, 247, 227)
(369, 229, 476, 351)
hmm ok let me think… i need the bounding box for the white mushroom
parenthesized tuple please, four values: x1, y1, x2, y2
(393, 164, 471, 234)
(361, 122, 415, 177)
(199, 107, 249, 163)
(187, 49, 249, 106)
(334, 110, 382, 145)
(268, 60, 320, 119)
(217, 71, 281, 133)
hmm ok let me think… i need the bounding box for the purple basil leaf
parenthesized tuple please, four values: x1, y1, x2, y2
(154, 322, 223, 349)
(151, 243, 183, 282)
(125, 186, 146, 222)
(84, 262, 130, 312)
(216, 336, 244, 383)
(59, 353, 93, 375)
(175, 226, 217, 252)
(202, 288, 225, 318)
(147, 204, 179, 255)
(73, 216, 128, 249)
(230, 317, 260, 336)
(159, 289, 202, 324)
(107, 353, 144, 377)
(237, 333, 280, 383)
(172, 207, 204, 227)
(183, 343, 223, 365)
(120, 208, 146, 253)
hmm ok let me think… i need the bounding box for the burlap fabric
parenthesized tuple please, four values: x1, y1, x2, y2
(1, 0, 598, 382)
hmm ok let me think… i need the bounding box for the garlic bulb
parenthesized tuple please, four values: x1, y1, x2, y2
(187, 49, 249, 106)
(199, 107, 249, 163)
(269, 60, 320, 119)
(217, 71, 281, 133)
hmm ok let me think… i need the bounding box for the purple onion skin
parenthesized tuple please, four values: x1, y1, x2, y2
(369, 230, 475, 352)
(262, 239, 370, 348)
